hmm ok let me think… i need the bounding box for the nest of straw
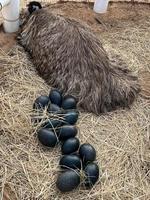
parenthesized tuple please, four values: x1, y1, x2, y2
(0, 2, 150, 199)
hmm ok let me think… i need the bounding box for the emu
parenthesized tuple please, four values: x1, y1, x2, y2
(18, 1, 140, 114)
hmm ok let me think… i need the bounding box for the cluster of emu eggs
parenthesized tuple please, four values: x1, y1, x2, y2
(34, 89, 99, 192)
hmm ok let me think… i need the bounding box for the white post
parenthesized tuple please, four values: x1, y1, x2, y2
(0, 0, 20, 33)
(93, 0, 109, 13)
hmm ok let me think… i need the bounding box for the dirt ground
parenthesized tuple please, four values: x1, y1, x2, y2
(0, 2, 150, 200)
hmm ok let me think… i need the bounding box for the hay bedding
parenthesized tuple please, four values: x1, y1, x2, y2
(0, 1, 150, 200)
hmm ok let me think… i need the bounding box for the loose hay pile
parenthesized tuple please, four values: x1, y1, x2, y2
(0, 2, 150, 200)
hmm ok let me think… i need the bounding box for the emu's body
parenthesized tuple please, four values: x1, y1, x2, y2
(18, 8, 140, 114)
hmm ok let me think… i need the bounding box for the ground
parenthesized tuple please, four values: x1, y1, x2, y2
(0, 2, 150, 200)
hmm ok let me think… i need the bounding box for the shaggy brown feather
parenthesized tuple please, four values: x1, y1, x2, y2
(18, 8, 140, 114)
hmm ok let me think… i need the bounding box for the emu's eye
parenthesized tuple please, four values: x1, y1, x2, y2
(32, 5, 40, 12)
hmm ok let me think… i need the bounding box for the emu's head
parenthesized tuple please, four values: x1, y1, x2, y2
(19, 1, 42, 27)
(27, 1, 42, 14)
(18, 1, 43, 44)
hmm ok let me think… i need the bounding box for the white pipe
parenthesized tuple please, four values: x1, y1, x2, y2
(0, 0, 10, 6)
(0, 0, 20, 33)
(93, 0, 109, 13)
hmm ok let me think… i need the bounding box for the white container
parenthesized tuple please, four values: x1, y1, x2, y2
(0, 0, 20, 33)
(93, 0, 109, 13)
